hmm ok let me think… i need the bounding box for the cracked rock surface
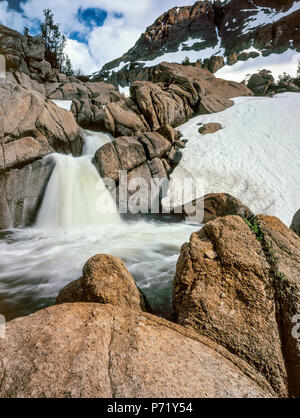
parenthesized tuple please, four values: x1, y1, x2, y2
(0, 302, 274, 398)
(173, 215, 300, 397)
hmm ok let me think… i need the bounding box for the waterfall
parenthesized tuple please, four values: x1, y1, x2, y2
(35, 131, 121, 229)
(83, 130, 113, 155)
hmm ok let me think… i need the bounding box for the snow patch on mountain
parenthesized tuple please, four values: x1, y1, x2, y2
(216, 49, 300, 82)
(138, 39, 225, 68)
(118, 85, 130, 97)
(242, 2, 300, 33)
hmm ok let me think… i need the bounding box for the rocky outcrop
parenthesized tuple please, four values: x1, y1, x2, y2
(93, 131, 172, 180)
(246, 69, 300, 96)
(92, 128, 182, 213)
(44, 80, 123, 128)
(181, 193, 254, 224)
(0, 78, 84, 229)
(0, 302, 275, 398)
(0, 80, 83, 164)
(92, 63, 252, 137)
(56, 254, 148, 312)
(247, 70, 275, 95)
(198, 122, 222, 135)
(0, 24, 57, 82)
(291, 209, 300, 237)
(5, 70, 124, 130)
(173, 215, 300, 397)
(203, 56, 225, 73)
(0, 158, 53, 229)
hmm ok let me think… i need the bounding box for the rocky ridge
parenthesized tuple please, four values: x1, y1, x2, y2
(0, 24, 58, 83)
(93, 0, 300, 87)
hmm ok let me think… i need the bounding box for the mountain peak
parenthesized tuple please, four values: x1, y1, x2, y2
(93, 0, 300, 86)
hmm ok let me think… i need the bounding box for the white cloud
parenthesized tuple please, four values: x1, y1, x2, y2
(65, 39, 99, 74)
(88, 17, 141, 68)
(0, 1, 30, 32)
(0, 0, 195, 73)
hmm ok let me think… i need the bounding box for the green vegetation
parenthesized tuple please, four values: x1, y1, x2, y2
(24, 9, 74, 75)
(181, 57, 191, 66)
(244, 218, 288, 295)
(278, 61, 300, 86)
(244, 219, 263, 241)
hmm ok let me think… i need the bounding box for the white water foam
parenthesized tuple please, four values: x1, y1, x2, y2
(35, 131, 121, 230)
(0, 130, 197, 320)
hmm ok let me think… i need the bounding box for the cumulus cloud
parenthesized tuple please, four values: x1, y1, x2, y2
(0, 0, 30, 31)
(0, 0, 194, 73)
(64, 39, 99, 74)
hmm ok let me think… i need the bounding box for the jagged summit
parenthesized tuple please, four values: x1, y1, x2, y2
(92, 0, 300, 86)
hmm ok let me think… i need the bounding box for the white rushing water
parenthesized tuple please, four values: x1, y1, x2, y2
(0, 130, 197, 320)
(36, 129, 120, 229)
(3, 93, 298, 321)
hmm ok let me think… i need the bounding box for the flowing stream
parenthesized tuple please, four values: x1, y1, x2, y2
(0, 130, 197, 320)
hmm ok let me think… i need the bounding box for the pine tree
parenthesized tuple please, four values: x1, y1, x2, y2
(40, 9, 67, 72)
(182, 57, 191, 66)
(62, 55, 74, 76)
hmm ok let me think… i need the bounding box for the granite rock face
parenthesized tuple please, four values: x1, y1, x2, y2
(56, 254, 148, 312)
(0, 302, 275, 398)
(94, 63, 252, 137)
(0, 25, 56, 82)
(173, 215, 300, 397)
(0, 79, 84, 229)
(291, 209, 300, 237)
(181, 193, 254, 224)
(92, 127, 185, 213)
(44, 80, 123, 128)
(0, 158, 53, 229)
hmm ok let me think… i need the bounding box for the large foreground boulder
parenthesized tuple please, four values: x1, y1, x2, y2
(173, 215, 300, 397)
(56, 254, 147, 312)
(0, 302, 274, 398)
(255, 215, 300, 397)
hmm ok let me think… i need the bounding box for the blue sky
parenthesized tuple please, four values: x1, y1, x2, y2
(0, 0, 193, 73)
